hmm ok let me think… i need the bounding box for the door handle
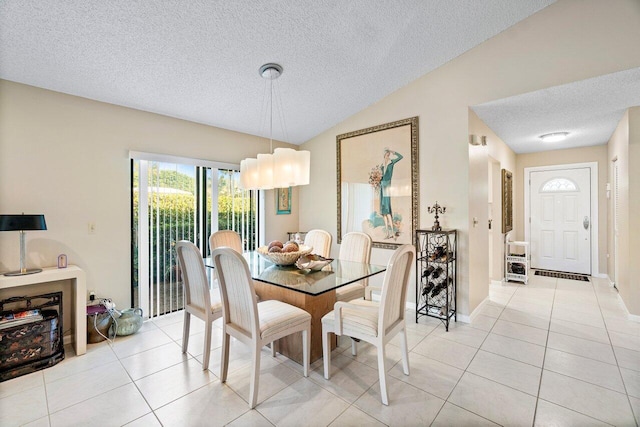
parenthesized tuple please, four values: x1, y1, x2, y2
(583, 216, 590, 230)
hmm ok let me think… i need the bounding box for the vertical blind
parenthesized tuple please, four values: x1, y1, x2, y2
(130, 152, 258, 318)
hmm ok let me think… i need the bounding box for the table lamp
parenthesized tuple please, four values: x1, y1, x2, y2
(0, 214, 47, 276)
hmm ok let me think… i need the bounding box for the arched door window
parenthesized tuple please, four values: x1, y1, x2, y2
(540, 177, 578, 192)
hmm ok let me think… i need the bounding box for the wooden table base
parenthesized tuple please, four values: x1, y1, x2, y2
(253, 281, 336, 364)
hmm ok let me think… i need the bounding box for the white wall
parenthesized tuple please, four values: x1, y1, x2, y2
(299, 0, 640, 316)
(0, 81, 299, 310)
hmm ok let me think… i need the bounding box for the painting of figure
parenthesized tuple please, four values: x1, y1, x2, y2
(337, 117, 418, 249)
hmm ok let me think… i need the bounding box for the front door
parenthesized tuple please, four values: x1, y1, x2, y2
(530, 167, 591, 274)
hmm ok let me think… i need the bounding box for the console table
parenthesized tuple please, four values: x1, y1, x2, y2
(0, 266, 87, 356)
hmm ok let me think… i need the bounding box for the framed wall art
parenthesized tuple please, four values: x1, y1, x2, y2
(276, 186, 291, 215)
(337, 116, 419, 249)
(501, 168, 513, 233)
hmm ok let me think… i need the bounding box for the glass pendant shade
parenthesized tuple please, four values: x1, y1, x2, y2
(240, 158, 259, 189)
(256, 153, 275, 189)
(272, 148, 310, 188)
(238, 63, 311, 191)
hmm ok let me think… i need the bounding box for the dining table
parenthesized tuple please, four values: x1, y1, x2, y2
(204, 251, 386, 364)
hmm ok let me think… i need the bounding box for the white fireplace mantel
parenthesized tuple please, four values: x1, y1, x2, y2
(0, 265, 87, 356)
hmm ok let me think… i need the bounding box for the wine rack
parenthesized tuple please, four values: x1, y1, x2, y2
(415, 229, 457, 330)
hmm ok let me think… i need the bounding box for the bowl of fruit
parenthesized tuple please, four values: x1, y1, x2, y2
(257, 240, 313, 266)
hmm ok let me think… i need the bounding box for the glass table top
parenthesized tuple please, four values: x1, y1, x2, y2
(204, 251, 386, 296)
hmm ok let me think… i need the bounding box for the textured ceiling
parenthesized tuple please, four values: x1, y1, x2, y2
(0, 0, 555, 145)
(472, 67, 640, 154)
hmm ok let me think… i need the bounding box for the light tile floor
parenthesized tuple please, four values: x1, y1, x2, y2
(1, 274, 639, 426)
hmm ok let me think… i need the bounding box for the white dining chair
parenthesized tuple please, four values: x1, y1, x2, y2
(175, 240, 223, 371)
(304, 229, 332, 258)
(322, 244, 414, 405)
(209, 230, 243, 253)
(212, 247, 312, 409)
(335, 232, 373, 302)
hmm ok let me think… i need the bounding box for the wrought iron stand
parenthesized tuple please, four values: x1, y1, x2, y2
(415, 229, 457, 330)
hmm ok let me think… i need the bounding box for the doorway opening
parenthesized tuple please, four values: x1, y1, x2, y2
(130, 152, 259, 318)
(524, 162, 598, 276)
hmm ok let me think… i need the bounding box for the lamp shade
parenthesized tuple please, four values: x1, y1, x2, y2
(256, 153, 275, 190)
(272, 148, 310, 188)
(294, 150, 310, 186)
(272, 148, 297, 188)
(240, 158, 260, 189)
(0, 214, 47, 231)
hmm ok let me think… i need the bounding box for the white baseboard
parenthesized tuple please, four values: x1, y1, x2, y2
(408, 292, 490, 325)
(465, 296, 491, 325)
(617, 293, 640, 323)
(603, 275, 640, 323)
(456, 314, 471, 323)
(64, 334, 72, 346)
(592, 273, 609, 279)
(406, 301, 471, 324)
(606, 275, 614, 286)
(491, 280, 503, 286)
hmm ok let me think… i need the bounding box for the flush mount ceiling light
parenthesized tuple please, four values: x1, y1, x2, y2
(539, 132, 569, 143)
(239, 64, 310, 190)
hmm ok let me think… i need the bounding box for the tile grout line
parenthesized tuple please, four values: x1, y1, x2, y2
(592, 279, 640, 427)
(151, 321, 257, 424)
(427, 281, 520, 426)
(536, 277, 635, 427)
(531, 276, 558, 427)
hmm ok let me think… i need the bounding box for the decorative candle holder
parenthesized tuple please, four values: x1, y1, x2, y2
(427, 202, 446, 231)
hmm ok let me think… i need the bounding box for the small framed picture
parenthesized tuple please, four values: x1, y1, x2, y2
(276, 187, 292, 215)
(57, 254, 67, 269)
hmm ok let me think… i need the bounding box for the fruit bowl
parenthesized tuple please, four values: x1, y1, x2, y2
(257, 245, 313, 266)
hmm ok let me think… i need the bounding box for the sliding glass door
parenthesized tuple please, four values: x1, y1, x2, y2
(131, 154, 258, 318)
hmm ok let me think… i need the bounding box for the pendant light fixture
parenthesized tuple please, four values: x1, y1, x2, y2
(239, 63, 310, 190)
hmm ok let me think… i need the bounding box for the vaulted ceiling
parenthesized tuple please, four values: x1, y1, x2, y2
(3, 1, 636, 154)
(1, 0, 556, 145)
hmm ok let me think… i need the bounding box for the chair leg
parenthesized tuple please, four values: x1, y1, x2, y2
(220, 329, 230, 382)
(351, 338, 358, 356)
(202, 321, 212, 370)
(181, 311, 191, 354)
(322, 327, 331, 380)
(270, 342, 276, 357)
(249, 342, 261, 409)
(400, 328, 410, 375)
(302, 328, 310, 377)
(377, 344, 389, 405)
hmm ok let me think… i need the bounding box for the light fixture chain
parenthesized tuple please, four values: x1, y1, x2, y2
(269, 68, 273, 153)
(274, 79, 289, 144)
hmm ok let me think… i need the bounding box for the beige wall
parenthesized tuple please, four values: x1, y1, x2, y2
(515, 145, 608, 275)
(628, 107, 640, 315)
(0, 81, 299, 311)
(300, 0, 640, 316)
(2, 0, 640, 320)
(607, 112, 628, 293)
(608, 108, 640, 316)
(468, 110, 516, 311)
